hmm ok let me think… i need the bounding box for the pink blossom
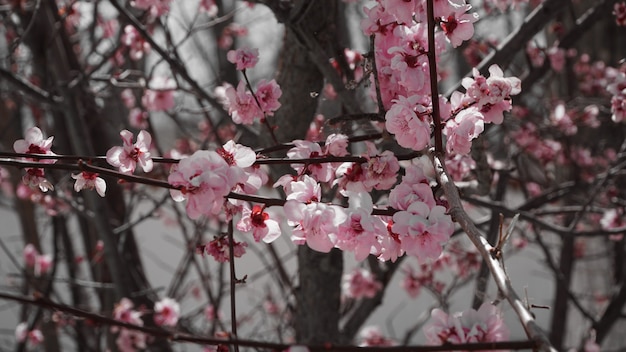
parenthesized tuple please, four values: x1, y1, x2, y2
(392, 204, 453, 262)
(106, 130, 153, 174)
(236, 204, 281, 243)
(342, 268, 382, 299)
(35, 254, 52, 277)
(526, 42, 545, 67)
(117, 329, 147, 352)
(13, 126, 57, 163)
(23, 244, 37, 267)
(204, 305, 223, 321)
(224, 81, 263, 125)
(219, 23, 248, 49)
(121, 89, 136, 109)
(21, 168, 54, 192)
(388, 24, 430, 94)
(23, 244, 52, 276)
(547, 45, 566, 72)
(600, 208, 626, 241)
(385, 95, 431, 151)
(168, 150, 243, 219)
(121, 25, 150, 61)
(199, 0, 218, 16)
(15, 323, 43, 346)
(283, 175, 321, 203)
(444, 107, 485, 155)
(439, 4, 479, 48)
(72, 172, 106, 197)
(445, 154, 476, 181)
(324, 133, 349, 157)
(218, 140, 256, 168)
(203, 237, 248, 262)
(381, 0, 421, 25)
(128, 108, 149, 129)
(142, 76, 176, 111)
(360, 3, 396, 36)
(284, 200, 345, 252)
(358, 326, 396, 347)
(336, 192, 386, 260)
(154, 297, 180, 327)
(255, 79, 282, 115)
(363, 149, 400, 191)
(401, 266, 423, 298)
(462, 65, 521, 108)
(424, 303, 509, 345)
(226, 47, 259, 70)
(287, 140, 334, 182)
(113, 298, 143, 326)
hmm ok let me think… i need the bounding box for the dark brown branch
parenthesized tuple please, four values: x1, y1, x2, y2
(0, 67, 63, 105)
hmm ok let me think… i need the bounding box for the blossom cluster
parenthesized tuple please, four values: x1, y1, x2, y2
(23, 244, 52, 277)
(111, 297, 181, 352)
(424, 303, 509, 345)
(13, 127, 56, 192)
(363, 0, 520, 157)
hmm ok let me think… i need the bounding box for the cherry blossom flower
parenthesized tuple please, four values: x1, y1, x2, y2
(255, 79, 282, 115)
(282, 174, 321, 203)
(284, 200, 345, 252)
(424, 303, 509, 345)
(224, 81, 263, 125)
(381, 0, 421, 25)
(218, 140, 256, 168)
(219, 23, 248, 49)
(199, 0, 218, 16)
(106, 130, 154, 174)
(401, 266, 425, 298)
(168, 150, 243, 219)
(439, 3, 479, 48)
(287, 140, 334, 182)
(112, 298, 146, 352)
(226, 47, 259, 70)
(526, 42, 545, 67)
(342, 268, 382, 299)
(15, 323, 43, 347)
(363, 148, 400, 191)
(336, 192, 386, 260)
(142, 76, 176, 111)
(121, 25, 150, 61)
(444, 107, 485, 155)
(236, 204, 281, 243)
(12, 127, 56, 190)
(72, 172, 106, 197)
(13, 127, 56, 161)
(154, 297, 180, 327)
(21, 168, 54, 192)
(392, 203, 454, 262)
(547, 45, 566, 72)
(385, 95, 432, 151)
(23, 244, 37, 268)
(358, 326, 397, 347)
(324, 133, 349, 157)
(23, 244, 52, 276)
(203, 237, 248, 262)
(462, 65, 521, 108)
